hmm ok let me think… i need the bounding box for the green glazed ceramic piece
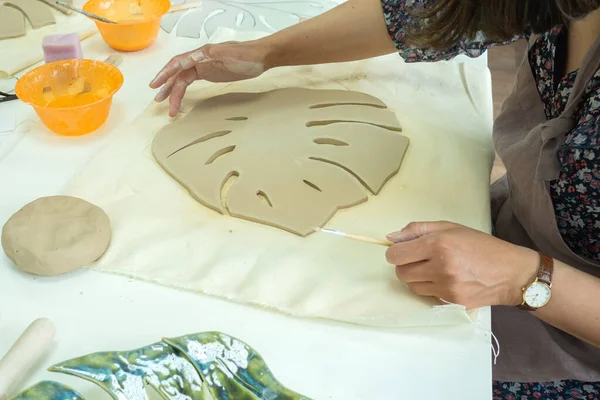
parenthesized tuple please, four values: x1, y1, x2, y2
(48, 341, 207, 400)
(11, 380, 84, 400)
(164, 332, 310, 400)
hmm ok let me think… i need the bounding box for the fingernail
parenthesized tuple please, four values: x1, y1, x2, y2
(150, 70, 168, 87)
(386, 231, 404, 242)
(154, 88, 167, 102)
(149, 74, 161, 87)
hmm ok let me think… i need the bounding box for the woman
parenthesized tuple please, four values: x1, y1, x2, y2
(150, 0, 600, 397)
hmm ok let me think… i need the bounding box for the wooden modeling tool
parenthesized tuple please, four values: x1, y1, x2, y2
(314, 227, 394, 247)
(129, 1, 201, 18)
(0, 318, 56, 399)
(169, 2, 202, 13)
(54, 1, 117, 24)
(39, 0, 73, 15)
(104, 54, 123, 68)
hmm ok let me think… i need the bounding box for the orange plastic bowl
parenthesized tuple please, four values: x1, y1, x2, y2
(15, 59, 123, 136)
(83, 0, 171, 52)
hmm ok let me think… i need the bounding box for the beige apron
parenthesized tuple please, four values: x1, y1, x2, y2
(490, 32, 600, 382)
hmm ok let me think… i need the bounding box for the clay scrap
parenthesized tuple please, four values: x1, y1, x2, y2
(0, 0, 56, 40)
(152, 88, 409, 236)
(0, 6, 25, 39)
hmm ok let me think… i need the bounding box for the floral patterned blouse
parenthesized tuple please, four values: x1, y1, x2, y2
(382, 0, 600, 261)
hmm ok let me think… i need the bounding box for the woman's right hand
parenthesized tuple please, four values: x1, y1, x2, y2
(149, 40, 272, 117)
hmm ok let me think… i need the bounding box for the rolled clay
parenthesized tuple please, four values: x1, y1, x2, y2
(152, 88, 408, 236)
(1, 196, 111, 276)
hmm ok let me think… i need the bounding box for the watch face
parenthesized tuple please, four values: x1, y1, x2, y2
(524, 282, 552, 308)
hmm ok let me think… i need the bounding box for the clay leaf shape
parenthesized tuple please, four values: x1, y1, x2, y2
(12, 380, 84, 400)
(152, 88, 408, 236)
(49, 341, 208, 400)
(161, 0, 336, 38)
(164, 332, 310, 400)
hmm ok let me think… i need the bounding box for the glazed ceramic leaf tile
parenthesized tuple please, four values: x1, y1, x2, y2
(46, 332, 309, 400)
(49, 341, 206, 400)
(165, 332, 309, 399)
(12, 380, 84, 400)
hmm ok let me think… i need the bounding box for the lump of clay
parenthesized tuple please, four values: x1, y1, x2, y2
(1, 196, 111, 276)
(153, 88, 409, 236)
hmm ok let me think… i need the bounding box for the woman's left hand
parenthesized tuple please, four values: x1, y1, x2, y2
(385, 221, 539, 309)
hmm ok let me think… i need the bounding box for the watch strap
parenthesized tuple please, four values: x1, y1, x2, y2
(518, 302, 537, 311)
(537, 252, 554, 287)
(517, 252, 554, 311)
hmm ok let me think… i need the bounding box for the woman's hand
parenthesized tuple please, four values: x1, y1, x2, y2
(149, 0, 396, 117)
(149, 41, 272, 117)
(385, 221, 539, 309)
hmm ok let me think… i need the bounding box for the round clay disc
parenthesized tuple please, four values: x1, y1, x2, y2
(1, 196, 111, 276)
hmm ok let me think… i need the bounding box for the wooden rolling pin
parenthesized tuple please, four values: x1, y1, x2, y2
(0, 318, 56, 399)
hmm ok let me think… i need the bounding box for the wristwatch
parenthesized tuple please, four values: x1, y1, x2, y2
(517, 252, 554, 311)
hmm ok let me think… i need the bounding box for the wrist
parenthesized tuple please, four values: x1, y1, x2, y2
(504, 246, 539, 306)
(255, 35, 285, 71)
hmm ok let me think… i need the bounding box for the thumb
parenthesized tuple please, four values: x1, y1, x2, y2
(386, 221, 457, 243)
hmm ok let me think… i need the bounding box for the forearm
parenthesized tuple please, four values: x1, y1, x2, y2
(533, 259, 600, 347)
(260, 0, 397, 68)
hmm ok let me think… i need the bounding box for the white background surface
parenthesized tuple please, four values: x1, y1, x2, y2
(0, 15, 492, 400)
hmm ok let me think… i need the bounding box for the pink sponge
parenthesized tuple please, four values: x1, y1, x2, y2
(42, 33, 83, 63)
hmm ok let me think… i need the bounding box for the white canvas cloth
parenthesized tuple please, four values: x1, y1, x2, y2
(64, 28, 494, 328)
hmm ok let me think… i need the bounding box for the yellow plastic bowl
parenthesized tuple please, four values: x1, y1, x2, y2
(15, 59, 123, 136)
(83, 0, 171, 52)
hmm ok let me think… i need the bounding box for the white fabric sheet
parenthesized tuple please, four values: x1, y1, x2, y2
(64, 28, 494, 328)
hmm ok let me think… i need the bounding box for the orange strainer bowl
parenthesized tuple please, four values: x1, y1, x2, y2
(83, 0, 171, 52)
(15, 59, 123, 136)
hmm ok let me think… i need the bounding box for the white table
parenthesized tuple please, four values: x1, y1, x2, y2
(0, 22, 492, 400)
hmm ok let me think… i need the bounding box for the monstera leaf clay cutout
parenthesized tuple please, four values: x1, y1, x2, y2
(48, 332, 309, 400)
(164, 332, 309, 399)
(49, 341, 207, 400)
(13, 380, 84, 400)
(152, 88, 408, 236)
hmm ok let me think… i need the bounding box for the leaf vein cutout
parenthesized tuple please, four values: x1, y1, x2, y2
(303, 179, 322, 192)
(152, 88, 408, 236)
(309, 102, 387, 109)
(256, 190, 273, 207)
(313, 138, 349, 146)
(220, 171, 239, 214)
(167, 130, 232, 158)
(305, 120, 402, 132)
(206, 145, 237, 164)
